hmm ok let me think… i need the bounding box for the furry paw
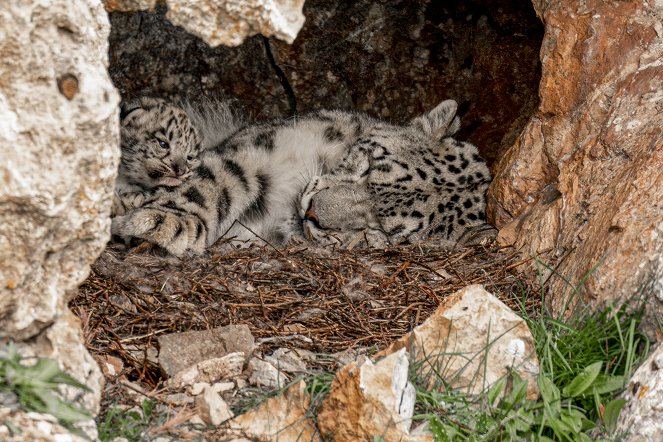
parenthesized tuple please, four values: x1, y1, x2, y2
(111, 208, 207, 256)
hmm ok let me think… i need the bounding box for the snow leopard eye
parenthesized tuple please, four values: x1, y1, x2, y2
(157, 139, 170, 149)
(186, 155, 194, 162)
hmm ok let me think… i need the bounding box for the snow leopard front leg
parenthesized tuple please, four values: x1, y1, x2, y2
(111, 207, 208, 256)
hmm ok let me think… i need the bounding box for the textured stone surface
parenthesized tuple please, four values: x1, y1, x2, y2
(618, 345, 663, 441)
(158, 324, 254, 376)
(107, 0, 543, 168)
(378, 285, 540, 400)
(104, 0, 305, 46)
(0, 0, 119, 341)
(219, 380, 319, 441)
(172, 352, 245, 388)
(167, 0, 305, 46)
(195, 385, 234, 426)
(487, 0, 663, 316)
(317, 348, 428, 442)
(0, 2, 118, 435)
(0, 409, 88, 442)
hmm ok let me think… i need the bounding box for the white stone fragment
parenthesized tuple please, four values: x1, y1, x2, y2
(166, 0, 306, 47)
(248, 357, 288, 388)
(195, 386, 234, 426)
(173, 352, 245, 388)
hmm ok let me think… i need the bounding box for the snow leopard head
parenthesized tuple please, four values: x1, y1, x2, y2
(119, 97, 202, 190)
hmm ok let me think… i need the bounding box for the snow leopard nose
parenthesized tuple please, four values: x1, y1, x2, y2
(304, 200, 319, 224)
(171, 159, 187, 177)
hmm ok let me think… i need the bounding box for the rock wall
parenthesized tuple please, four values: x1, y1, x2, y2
(106, 0, 543, 168)
(487, 0, 663, 317)
(0, 0, 119, 422)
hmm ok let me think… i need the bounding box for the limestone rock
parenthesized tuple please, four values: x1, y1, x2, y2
(0, 0, 118, 432)
(487, 0, 663, 320)
(167, 0, 306, 47)
(220, 380, 319, 441)
(618, 345, 663, 441)
(104, 0, 306, 46)
(172, 352, 245, 388)
(378, 285, 540, 400)
(247, 357, 288, 388)
(195, 386, 233, 426)
(158, 324, 254, 376)
(0, 408, 88, 442)
(17, 311, 104, 418)
(103, 0, 157, 12)
(0, 0, 119, 341)
(317, 348, 428, 442)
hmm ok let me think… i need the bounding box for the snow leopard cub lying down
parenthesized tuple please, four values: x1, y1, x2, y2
(111, 99, 491, 256)
(113, 97, 241, 216)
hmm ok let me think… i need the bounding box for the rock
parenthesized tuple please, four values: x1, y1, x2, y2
(487, 0, 663, 320)
(212, 381, 236, 394)
(103, 0, 157, 12)
(377, 285, 539, 400)
(0, 0, 118, 435)
(190, 382, 210, 396)
(16, 311, 105, 420)
(167, 0, 306, 46)
(104, 0, 305, 46)
(173, 352, 245, 388)
(264, 347, 308, 373)
(317, 348, 428, 442)
(247, 357, 288, 388)
(618, 345, 663, 441)
(219, 380, 319, 441)
(0, 408, 88, 442)
(158, 324, 254, 376)
(195, 386, 233, 426)
(0, 0, 118, 348)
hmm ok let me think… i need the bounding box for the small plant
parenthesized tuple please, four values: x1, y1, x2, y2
(98, 398, 155, 442)
(0, 343, 91, 431)
(414, 258, 650, 441)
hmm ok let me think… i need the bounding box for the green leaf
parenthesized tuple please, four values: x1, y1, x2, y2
(429, 416, 457, 442)
(562, 362, 602, 397)
(591, 375, 624, 395)
(603, 398, 626, 433)
(142, 399, 154, 420)
(487, 377, 506, 406)
(538, 375, 560, 416)
(548, 417, 573, 440)
(560, 408, 583, 433)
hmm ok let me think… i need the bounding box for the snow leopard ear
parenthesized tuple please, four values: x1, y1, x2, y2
(119, 101, 143, 122)
(410, 99, 459, 140)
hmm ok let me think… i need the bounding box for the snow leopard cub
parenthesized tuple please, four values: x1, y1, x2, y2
(111, 99, 491, 256)
(113, 97, 240, 216)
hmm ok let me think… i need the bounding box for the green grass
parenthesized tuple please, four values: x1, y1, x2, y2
(413, 258, 651, 441)
(98, 399, 155, 442)
(0, 343, 92, 435)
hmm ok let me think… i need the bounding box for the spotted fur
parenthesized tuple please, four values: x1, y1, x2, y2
(111, 99, 491, 255)
(300, 100, 492, 247)
(112, 97, 241, 216)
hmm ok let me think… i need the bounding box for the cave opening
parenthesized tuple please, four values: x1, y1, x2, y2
(108, 0, 544, 171)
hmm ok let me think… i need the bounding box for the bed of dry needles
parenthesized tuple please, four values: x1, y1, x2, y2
(70, 238, 538, 436)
